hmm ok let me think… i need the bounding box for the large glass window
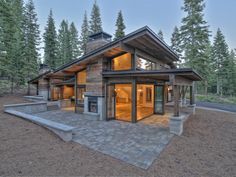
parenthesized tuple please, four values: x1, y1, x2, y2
(136, 57, 156, 70)
(77, 69, 87, 84)
(112, 53, 132, 71)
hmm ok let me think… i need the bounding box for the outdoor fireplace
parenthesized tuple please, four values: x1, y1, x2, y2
(88, 96, 98, 113)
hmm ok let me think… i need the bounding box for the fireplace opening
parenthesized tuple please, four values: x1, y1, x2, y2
(88, 97, 98, 113)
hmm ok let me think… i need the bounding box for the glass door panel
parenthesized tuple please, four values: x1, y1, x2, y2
(115, 84, 132, 122)
(136, 84, 154, 120)
(106, 84, 115, 120)
(154, 85, 164, 114)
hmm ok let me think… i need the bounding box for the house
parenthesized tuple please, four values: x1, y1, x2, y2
(28, 26, 202, 124)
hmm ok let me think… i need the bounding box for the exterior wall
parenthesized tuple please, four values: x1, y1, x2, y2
(83, 58, 106, 120)
(38, 78, 49, 100)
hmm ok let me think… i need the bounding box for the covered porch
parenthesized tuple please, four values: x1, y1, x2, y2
(103, 68, 201, 132)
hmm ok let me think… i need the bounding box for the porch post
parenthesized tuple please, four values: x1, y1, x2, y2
(104, 79, 107, 120)
(132, 78, 137, 123)
(173, 85, 180, 117)
(74, 73, 78, 113)
(190, 83, 195, 105)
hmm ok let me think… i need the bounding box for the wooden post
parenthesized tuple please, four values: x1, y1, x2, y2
(190, 83, 195, 105)
(74, 73, 78, 113)
(173, 85, 180, 117)
(132, 78, 137, 123)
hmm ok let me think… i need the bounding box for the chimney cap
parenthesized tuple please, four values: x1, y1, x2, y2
(88, 31, 112, 41)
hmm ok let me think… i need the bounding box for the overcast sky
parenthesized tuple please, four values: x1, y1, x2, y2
(31, 0, 236, 58)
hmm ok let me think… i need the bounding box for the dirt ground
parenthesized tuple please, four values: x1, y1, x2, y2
(0, 95, 235, 177)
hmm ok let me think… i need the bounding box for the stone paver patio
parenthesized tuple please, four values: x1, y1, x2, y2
(34, 110, 174, 169)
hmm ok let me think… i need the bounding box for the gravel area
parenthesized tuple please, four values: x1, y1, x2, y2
(0, 95, 236, 176)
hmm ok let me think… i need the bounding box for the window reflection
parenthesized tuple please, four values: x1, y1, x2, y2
(136, 57, 156, 70)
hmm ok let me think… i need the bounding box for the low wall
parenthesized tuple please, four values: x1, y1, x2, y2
(24, 95, 44, 102)
(4, 102, 47, 114)
(4, 109, 75, 142)
(169, 104, 196, 135)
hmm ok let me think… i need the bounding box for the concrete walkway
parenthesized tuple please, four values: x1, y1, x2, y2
(34, 110, 173, 169)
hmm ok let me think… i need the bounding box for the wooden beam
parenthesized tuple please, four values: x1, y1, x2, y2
(74, 73, 78, 113)
(173, 85, 180, 117)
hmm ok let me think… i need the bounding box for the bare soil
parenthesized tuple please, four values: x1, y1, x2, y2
(0, 95, 235, 177)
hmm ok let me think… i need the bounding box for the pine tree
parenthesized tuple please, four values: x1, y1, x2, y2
(0, 0, 12, 79)
(179, 0, 211, 94)
(0, 0, 26, 92)
(24, 0, 40, 94)
(227, 50, 236, 96)
(57, 20, 72, 66)
(171, 26, 182, 66)
(114, 10, 125, 40)
(157, 30, 164, 40)
(11, 0, 26, 86)
(79, 11, 89, 54)
(43, 9, 58, 69)
(211, 29, 230, 95)
(89, 0, 102, 34)
(69, 22, 81, 59)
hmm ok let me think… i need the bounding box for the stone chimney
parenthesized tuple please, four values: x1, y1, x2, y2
(39, 64, 50, 74)
(85, 31, 112, 54)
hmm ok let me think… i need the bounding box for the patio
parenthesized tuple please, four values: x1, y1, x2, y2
(34, 109, 174, 169)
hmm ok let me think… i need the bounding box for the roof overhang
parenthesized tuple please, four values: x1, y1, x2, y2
(102, 68, 202, 82)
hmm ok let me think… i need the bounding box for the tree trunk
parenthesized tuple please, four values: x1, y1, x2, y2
(11, 77, 14, 94)
(204, 80, 208, 95)
(216, 76, 220, 95)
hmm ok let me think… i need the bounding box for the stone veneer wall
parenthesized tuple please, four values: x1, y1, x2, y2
(86, 39, 109, 54)
(38, 78, 49, 100)
(84, 58, 106, 120)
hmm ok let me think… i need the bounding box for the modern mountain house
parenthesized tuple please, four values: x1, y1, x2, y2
(28, 26, 201, 124)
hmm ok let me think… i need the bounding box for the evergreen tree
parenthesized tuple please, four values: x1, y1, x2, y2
(43, 9, 58, 69)
(157, 30, 164, 40)
(89, 0, 102, 34)
(114, 10, 125, 40)
(171, 26, 182, 66)
(0, 0, 26, 92)
(0, 0, 13, 80)
(211, 29, 230, 95)
(24, 0, 40, 87)
(69, 22, 81, 59)
(57, 20, 72, 66)
(179, 0, 211, 94)
(11, 0, 26, 86)
(227, 50, 236, 96)
(79, 11, 89, 54)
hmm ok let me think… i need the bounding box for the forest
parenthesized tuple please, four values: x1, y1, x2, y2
(0, 0, 235, 102)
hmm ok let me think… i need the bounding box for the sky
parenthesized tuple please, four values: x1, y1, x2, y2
(31, 0, 236, 58)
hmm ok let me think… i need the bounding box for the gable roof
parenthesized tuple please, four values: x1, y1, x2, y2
(29, 26, 181, 83)
(53, 26, 179, 74)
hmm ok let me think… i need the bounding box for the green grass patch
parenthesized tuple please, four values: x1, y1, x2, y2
(196, 94, 236, 104)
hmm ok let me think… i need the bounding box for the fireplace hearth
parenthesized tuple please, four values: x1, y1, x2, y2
(88, 97, 98, 113)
